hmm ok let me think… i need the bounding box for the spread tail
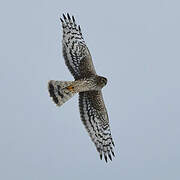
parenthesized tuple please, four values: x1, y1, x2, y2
(48, 80, 76, 106)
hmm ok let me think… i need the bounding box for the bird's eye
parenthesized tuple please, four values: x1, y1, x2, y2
(102, 78, 107, 84)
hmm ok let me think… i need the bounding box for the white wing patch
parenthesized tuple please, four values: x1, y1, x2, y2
(79, 91, 115, 162)
(61, 14, 90, 79)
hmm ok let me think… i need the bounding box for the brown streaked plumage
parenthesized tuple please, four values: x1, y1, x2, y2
(48, 13, 115, 162)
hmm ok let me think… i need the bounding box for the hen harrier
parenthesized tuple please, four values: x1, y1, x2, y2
(48, 13, 115, 162)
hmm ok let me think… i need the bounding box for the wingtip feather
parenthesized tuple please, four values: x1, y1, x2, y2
(63, 13, 66, 20)
(67, 13, 71, 20)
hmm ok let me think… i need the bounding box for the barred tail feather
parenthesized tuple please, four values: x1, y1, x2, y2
(48, 80, 76, 106)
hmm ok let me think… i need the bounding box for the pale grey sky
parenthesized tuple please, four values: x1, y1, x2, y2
(0, 0, 180, 179)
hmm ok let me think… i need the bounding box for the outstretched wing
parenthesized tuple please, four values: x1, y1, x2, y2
(79, 91, 115, 162)
(60, 14, 96, 80)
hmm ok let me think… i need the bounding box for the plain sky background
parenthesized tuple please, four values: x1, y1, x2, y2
(0, 0, 180, 179)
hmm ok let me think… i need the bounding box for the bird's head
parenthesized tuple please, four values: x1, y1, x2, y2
(98, 76, 107, 88)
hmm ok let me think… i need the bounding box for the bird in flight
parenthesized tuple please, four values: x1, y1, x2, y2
(48, 13, 115, 162)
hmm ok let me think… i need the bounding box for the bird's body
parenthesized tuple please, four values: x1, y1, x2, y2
(48, 13, 115, 162)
